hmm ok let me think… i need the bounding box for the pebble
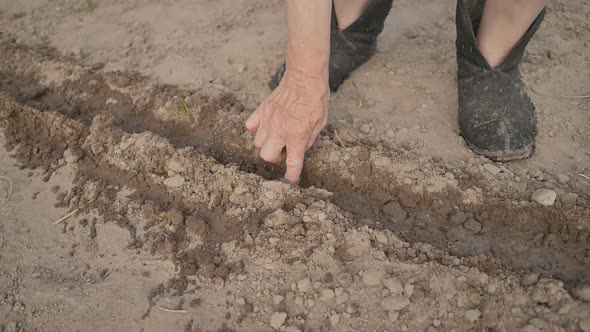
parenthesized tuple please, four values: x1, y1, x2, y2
(297, 278, 311, 293)
(265, 209, 298, 229)
(433, 319, 441, 327)
(295, 203, 307, 212)
(529, 318, 548, 330)
(381, 295, 410, 311)
(574, 286, 590, 302)
(388, 310, 400, 322)
(360, 124, 371, 134)
(185, 216, 208, 235)
(273, 295, 284, 305)
(450, 211, 468, 225)
(4, 321, 18, 332)
(338, 128, 357, 143)
(235, 63, 247, 73)
(403, 284, 414, 297)
(209, 190, 223, 208)
(319, 288, 335, 301)
(385, 129, 396, 138)
(465, 309, 481, 322)
(374, 232, 388, 245)
(383, 201, 407, 222)
(383, 278, 404, 295)
(236, 297, 246, 305)
(63, 148, 82, 163)
(335, 292, 349, 305)
(270, 312, 288, 330)
(163, 175, 185, 188)
(530, 169, 542, 178)
(330, 314, 340, 326)
(362, 269, 384, 287)
(555, 173, 570, 184)
(166, 208, 184, 226)
(561, 193, 579, 205)
(262, 181, 289, 194)
(520, 325, 541, 332)
(483, 163, 502, 175)
(521, 273, 539, 286)
(165, 158, 186, 173)
(531, 189, 556, 206)
(463, 218, 482, 234)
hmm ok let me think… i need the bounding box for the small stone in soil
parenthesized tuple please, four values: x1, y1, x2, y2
(483, 163, 501, 175)
(555, 173, 569, 184)
(383, 201, 407, 222)
(450, 211, 468, 225)
(166, 208, 184, 226)
(63, 148, 82, 163)
(164, 175, 185, 188)
(574, 286, 590, 302)
(297, 278, 311, 293)
(362, 269, 384, 287)
(360, 124, 371, 134)
(531, 189, 557, 206)
(383, 278, 403, 295)
(185, 216, 208, 235)
(165, 158, 186, 173)
(388, 310, 400, 322)
(521, 273, 539, 286)
(520, 325, 541, 332)
(465, 309, 480, 322)
(463, 218, 482, 234)
(403, 284, 414, 297)
(561, 193, 578, 205)
(273, 295, 284, 305)
(262, 181, 289, 194)
(319, 288, 335, 301)
(270, 312, 287, 330)
(330, 314, 340, 326)
(381, 296, 410, 311)
(374, 231, 388, 245)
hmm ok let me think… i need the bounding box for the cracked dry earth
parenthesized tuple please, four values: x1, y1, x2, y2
(0, 1, 590, 332)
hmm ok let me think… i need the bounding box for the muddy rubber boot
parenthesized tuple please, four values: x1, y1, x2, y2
(456, 0, 546, 161)
(269, 0, 394, 92)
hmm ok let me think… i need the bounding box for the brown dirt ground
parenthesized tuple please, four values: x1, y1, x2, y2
(0, 1, 589, 331)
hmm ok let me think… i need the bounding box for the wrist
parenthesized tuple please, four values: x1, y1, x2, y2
(282, 65, 329, 95)
(285, 47, 329, 81)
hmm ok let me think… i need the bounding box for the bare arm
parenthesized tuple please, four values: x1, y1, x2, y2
(285, 0, 331, 79)
(246, 0, 332, 184)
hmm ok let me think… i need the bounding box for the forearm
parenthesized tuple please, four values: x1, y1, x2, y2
(285, 0, 332, 81)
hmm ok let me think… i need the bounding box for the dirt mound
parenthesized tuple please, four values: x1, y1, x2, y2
(1, 36, 590, 331)
(1, 37, 589, 286)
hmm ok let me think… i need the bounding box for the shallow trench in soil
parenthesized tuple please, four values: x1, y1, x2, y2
(0, 39, 589, 288)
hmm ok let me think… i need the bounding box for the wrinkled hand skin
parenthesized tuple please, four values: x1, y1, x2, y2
(246, 68, 329, 185)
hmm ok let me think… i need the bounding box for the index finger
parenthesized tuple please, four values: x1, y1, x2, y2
(284, 141, 306, 185)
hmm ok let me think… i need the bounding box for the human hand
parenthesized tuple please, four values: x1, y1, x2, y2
(246, 68, 329, 185)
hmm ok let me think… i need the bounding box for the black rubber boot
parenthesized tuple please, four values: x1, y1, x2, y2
(269, 0, 394, 92)
(456, 0, 546, 161)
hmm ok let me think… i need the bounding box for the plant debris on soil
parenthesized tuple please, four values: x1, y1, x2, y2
(0, 0, 589, 331)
